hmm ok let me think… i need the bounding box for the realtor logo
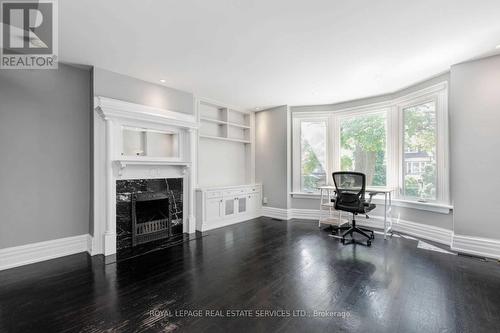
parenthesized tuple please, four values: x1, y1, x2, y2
(1, 0, 58, 69)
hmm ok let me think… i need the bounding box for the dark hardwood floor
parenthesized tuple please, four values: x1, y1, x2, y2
(1, 217, 500, 333)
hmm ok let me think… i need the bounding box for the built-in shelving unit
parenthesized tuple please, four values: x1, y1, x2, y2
(197, 98, 255, 188)
(198, 101, 251, 143)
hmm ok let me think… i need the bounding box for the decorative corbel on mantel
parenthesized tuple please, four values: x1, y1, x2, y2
(94, 96, 199, 130)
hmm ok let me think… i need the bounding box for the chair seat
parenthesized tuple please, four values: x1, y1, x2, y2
(331, 199, 375, 213)
(364, 203, 376, 212)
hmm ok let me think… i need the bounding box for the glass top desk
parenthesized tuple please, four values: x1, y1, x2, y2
(318, 185, 394, 239)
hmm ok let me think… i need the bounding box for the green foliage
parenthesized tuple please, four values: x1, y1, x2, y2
(301, 140, 325, 191)
(405, 163, 436, 199)
(373, 150, 386, 186)
(341, 155, 352, 171)
(341, 113, 386, 152)
(403, 102, 437, 200)
(404, 103, 436, 153)
(340, 113, 386, 186)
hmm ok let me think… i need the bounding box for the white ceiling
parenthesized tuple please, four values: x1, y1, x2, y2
(60, 0, 500, 110)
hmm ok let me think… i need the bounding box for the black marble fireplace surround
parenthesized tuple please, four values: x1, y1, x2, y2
(116, 178, 185, 261)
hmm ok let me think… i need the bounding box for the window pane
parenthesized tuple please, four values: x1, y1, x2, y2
(340, 113, 387, 186)
(301, 121, 327, 192)
(403, 102, 437, 200)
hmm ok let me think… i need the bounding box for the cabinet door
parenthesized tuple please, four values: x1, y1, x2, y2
(224, 197, 235, 217)
(238, 197, 247, 214)
(247, 193, 260, 213)
(206, 198, 222, 221)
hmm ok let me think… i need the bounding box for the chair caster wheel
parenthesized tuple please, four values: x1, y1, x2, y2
(367, 240, 372, 246)
(341, 238, 345, 245)
(370, 234, 375, 240)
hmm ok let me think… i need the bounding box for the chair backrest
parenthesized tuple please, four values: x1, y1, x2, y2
(332, 172, 366, 213)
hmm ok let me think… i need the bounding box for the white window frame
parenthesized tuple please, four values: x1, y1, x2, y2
(291, 82, 450, 206)
(396, 83, 449, 204)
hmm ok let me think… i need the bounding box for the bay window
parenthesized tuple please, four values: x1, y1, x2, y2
(292, 82, 449, 205)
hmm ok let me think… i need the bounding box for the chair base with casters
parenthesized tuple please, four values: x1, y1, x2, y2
(332, 213, 375, 246)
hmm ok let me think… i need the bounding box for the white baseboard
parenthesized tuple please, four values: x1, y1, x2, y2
(263, 206, 500, 259)
(261, 206, 290, 220)
(451, 234, 500, 260)
(3, 216, 500, 270)
(0, 234, 91, 271)
(262, 207, 455, 249)
(289, 208, 320, 220)
(395, 219, 452, 245)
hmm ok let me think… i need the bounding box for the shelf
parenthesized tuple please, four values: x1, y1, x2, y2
(200, 117, 250, 129)
(200, 117, 227, 125)
(227, 121, 250, 129)
(199, 134, 250, 144)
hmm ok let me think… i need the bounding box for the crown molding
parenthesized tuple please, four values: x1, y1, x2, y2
(94, 96, 198, 129)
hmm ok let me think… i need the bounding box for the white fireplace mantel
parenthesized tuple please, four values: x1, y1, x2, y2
(94, 96, 198, 130)
(92, 96, 198, 257)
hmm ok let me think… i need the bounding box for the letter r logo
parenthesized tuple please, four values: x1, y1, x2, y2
(2, 1, 53, 54)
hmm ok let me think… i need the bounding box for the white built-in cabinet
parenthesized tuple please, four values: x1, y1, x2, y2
(196, 184, 262, 231)
(195, 97, 259, 231)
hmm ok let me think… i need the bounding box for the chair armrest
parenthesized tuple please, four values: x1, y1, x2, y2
(366, 192, 377, 204)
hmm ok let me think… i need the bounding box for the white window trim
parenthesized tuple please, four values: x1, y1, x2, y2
(396, 84, 449, 204)
(291, 81, 450, 209)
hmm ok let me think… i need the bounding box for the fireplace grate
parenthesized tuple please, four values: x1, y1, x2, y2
(132, 192, 172, 247)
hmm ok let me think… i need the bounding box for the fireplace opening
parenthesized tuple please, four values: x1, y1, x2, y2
(135, 198, 169, 223)
(116, 178, 186, 261)
(132, 192, 171, 247)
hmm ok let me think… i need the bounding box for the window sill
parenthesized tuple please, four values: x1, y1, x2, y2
(290, 192, 453, 214)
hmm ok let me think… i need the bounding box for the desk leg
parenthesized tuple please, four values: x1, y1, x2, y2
(319, 189, 324, 228)
(384, 193, 388, 240)
(388, 192, 392, 235)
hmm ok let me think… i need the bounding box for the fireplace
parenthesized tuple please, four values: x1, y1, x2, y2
(116, 178, 183, 256)
(93, 96, 198, 258)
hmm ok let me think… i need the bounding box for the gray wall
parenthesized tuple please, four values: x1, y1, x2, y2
(450, 55, 500, 239)
(256, 73, 453, 229)
(0, 64, 92, 248)
(93, 68, 194, 114)
(255, 106, 288, 209)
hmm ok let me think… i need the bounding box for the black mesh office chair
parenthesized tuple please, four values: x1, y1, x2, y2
(331, 172, 376, 246)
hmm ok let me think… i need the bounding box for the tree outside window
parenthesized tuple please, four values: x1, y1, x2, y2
(403, 102, 437, 200)
(300, 121, 327, 192)
(340, 113, 387, 186)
